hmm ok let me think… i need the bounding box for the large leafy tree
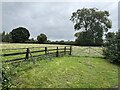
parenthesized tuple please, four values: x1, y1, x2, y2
(37, 33, 47, 43)
(10, 27, 30, 43)
(70, 8, 112, 46)
(75, 31, 93, 45)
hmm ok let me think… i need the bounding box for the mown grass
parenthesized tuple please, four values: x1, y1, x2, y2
(4, 56, 118, 88)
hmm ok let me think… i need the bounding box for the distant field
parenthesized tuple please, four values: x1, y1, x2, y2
(1, 43, 70, 61)
(1, 43, 103, 61)
(1, 43, 119, 88)
(72, 46, 104, 57)
(0, 43, 67, 49)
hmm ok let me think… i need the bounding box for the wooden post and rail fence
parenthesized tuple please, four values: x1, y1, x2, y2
(2, 46, 72, 63)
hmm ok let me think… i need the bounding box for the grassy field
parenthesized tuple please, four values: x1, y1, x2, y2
(4, 56, 118, 88)
(1, 43, 119, 88)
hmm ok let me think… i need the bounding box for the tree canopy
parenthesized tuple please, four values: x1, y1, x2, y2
(0, 31, 12, 42)
(10, 27, 30, 43)
(105, 32, 115, 42)
(70, 8, 112, 46)
(37, 33, 47, 44)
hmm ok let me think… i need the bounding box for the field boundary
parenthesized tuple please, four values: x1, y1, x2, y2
(2, 46, 72, 63)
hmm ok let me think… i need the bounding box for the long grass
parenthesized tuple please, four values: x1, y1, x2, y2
(4, 56, 118, 88)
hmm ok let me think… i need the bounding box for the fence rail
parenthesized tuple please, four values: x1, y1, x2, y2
(3, 52, 26, 56)
(2, 46, 72, 63)
(2, 46, 70, 51)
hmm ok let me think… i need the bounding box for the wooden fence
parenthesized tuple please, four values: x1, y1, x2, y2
(2, 46, 72, 63)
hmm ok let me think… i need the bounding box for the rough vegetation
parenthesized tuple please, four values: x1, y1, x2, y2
(103, 31, 120, 64)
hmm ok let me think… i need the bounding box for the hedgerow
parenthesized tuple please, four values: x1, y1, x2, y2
(103, 31, 120, 64)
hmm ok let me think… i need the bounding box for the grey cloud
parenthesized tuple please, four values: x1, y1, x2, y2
(118, 1, 120, 30)
(0, 3, 2, 32)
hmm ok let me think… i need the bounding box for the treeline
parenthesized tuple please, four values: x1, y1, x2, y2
(0, 31, 75, 45)
(45, 40, 75, 45)
(0, 27, 75, 45)
(0, 31, 12, 42)
(13, 39, 75, 45)
(1, 27, 118, 46)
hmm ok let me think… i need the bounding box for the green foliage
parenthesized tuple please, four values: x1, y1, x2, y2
(45, 40, 75, 45)
(0, 31, 12, 42)
(25, 38, 37, 43)
(105, 32, 115, 41)
(37, 33, 47, 43)
(75, 31, 94, 46)
(2, 64, 14, 89)
(75, 31, 103, 46)
(10, 27, 30, 43)
(70, 8, 112, 46)
(103, 31, 120, 64)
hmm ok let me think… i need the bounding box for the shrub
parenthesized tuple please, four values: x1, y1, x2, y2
(2, 64, 13, 89)
(103, 31, 120, 64)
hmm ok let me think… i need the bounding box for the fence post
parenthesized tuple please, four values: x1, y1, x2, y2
(56, 47, 59, 57)
(45, 47, 47, 54)
(64, 46, 66, 55)
(69, 46, 72, 55)
(29, 48, 35, 64)
(25, 48, 29, 61)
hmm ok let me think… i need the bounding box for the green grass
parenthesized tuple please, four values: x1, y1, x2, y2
(5, 56, 118, 88)
(1, 43, 119, 88)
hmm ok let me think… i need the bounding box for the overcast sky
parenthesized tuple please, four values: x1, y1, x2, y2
(1, 1, 118, 41)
